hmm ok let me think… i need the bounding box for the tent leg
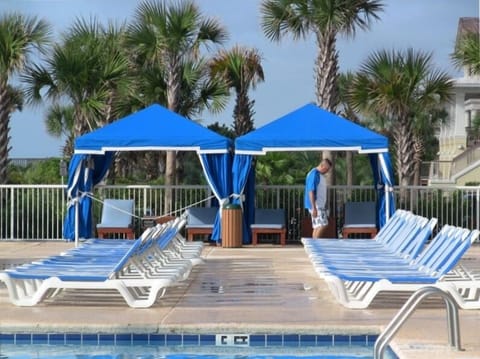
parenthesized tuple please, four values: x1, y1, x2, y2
(75, 200, 79, 248)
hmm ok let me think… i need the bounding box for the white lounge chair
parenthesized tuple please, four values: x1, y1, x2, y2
(315, 225, 480, 309)
(0, 217, 203, 308)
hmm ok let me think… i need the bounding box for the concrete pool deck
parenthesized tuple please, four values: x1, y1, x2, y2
(0, 241, 479, 358)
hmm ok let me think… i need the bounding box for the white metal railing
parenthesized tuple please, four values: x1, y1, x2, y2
(374, 286, 462, 359)
(0, 184, 478, 241)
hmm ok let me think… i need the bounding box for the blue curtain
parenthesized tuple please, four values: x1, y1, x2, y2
(369, 152, 396, 228)
(232, 154, 254, 244)
(199, 153, 232, 243)
(63, 153, 113, 241)
(378, 152, 396, 225)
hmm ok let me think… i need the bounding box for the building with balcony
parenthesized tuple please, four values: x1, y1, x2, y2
(429, 17, 480, 186)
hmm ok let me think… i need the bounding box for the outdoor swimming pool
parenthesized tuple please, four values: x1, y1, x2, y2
(0, 332, 398, 359)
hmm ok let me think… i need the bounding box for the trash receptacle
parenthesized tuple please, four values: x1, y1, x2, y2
(221, 203, 242, 248)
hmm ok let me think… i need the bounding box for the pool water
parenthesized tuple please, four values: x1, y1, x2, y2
(0, 344, 377, 359)
(0, 333, 397, 359)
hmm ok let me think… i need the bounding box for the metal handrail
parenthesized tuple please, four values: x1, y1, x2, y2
(374, 286, 463, 359)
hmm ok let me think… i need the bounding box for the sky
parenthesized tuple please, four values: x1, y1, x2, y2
(3, 0, 480, 158)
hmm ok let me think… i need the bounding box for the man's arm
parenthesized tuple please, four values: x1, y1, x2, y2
(309, 191, 317, 217)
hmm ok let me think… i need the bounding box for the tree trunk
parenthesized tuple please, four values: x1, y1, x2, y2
(234, 91, 254, 136)
(346, 151, 354, 186)
(412, 135, 424, 186)
(392, 118, 415, 187)
(164, 60, 182, 214)
(315, 29, 339, 186)
(0, 108, 10, 184)
(315, 30, 339, 113)
(0, 82, 14, 184)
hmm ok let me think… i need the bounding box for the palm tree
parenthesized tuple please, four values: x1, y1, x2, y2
(210, 45, 264, 136)
(410, 108, 449, 185)
(127, 0, 228, 212)
(0, 13, 51, 183)
(260, 0, 384, 184)
(349, 48, 453, 186)
(45, 104, 75, 157)
(451, 31, 480, 76)
(23, 17, 130, 153)
(23, 19, 128, 146)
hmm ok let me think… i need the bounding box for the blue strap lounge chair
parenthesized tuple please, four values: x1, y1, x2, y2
(302, 211, 435, 271)
(0, 217, 202, 308)
(306, 216, 437, 269)
(315, 225, 480, 309)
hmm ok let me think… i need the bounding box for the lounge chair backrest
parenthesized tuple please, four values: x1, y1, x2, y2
(253, 209, 285, 228)
(343, 201, 376, 228)
(110, 239, 144, 277)
(99, 199, 134, 228)
(384, 215, 426, 254)
(414, 226, 474, 276)
(433, 228, 477, 275)
(399, 217, 437, 259)
(374, 210, 408, 244)
(185, 207, 218, 228)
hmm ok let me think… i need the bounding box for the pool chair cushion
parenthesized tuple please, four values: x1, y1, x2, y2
(251, 208, 287, 246)
(342, 201, 377, 239)
(96, 199, 135, 239)
(185, 207, 219, 241)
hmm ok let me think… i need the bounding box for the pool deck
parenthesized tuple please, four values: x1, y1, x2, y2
(1, 240, 480, 358)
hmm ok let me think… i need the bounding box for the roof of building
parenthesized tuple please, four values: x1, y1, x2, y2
(456, 17, 479, 46)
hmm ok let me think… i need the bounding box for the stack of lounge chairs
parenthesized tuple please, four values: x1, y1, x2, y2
(0, 216, 204, 308)
(302, 209, 480, 309)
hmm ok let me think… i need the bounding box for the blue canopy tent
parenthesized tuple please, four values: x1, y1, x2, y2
(64, 104, 232, 245)
(233, 103, 395, 244)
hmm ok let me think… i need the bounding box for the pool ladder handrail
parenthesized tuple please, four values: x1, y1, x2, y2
(374, 286, 463, 359)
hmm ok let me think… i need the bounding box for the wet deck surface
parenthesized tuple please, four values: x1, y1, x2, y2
(1, 241, 480, 358)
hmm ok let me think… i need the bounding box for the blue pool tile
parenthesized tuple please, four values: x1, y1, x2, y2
(65, 333, 81, 344)
(266, 334, 282, 346)
(283, 334, 299, 347)
(333, 335, 350, 345)
(183, 334, 199, 346)
(166, 334, 182, 346)
(99, 334, 115, 345)
(350, 335, 367, 344)
(150, 334, 166, 345)
(48, 333, 65, 344)
(249, 334, 266, 347)
(15, 333, 31, 344)
(115, 333, 132, 344)
(132, 333, 149, 345)
(300, 334, 316, 346)
(32, 333, 48, 344)
(367, 334, 379, 345)
(0, 333, 15, 344)
(316, 335, 333, 346)
(82, 334, 98, 345)
(199, 334, 215, 346)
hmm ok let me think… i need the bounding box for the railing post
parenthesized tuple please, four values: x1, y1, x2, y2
(9, 186, 14, 240)
(476, 187, 480, 231)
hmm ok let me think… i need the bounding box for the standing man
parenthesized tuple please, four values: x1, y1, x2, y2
(304, 158, 332, 238)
